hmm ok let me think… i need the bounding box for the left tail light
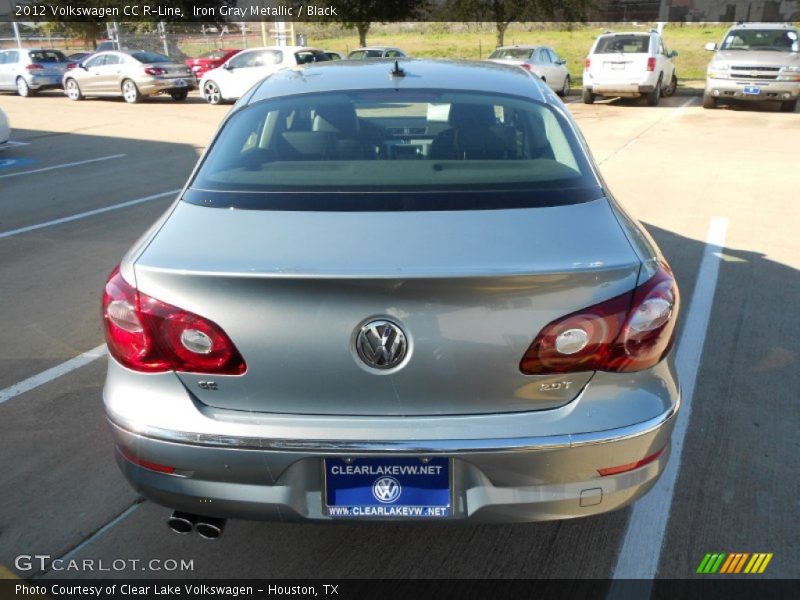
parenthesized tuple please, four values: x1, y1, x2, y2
(26, 63, 44, 72)
(647, 57, 656, 72)
(102, 267, 246, 375)
(520, 262, 679, 375)
(519, 63, 532, 71)
(144, 67, 167, 76)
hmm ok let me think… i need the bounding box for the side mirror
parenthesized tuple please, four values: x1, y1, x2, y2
(223, 63, 232, 70)
(704, 42, 718, 52)
(793, 41, 799, 53)
(557, 59, 567, 65)
(668, 50, 678, 58)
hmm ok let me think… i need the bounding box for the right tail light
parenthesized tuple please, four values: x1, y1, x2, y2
(520, 262, 680, 375)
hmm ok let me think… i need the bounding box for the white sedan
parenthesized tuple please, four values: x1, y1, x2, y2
(200, 46, 331, 105)
(0, 106, 9, 145)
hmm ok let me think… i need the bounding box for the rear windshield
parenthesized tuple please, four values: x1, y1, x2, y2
(295, 50, 330, 65)
(198, 50, 233, 60)
(348, 49, 384, 59)
(188, 89, 600, 211)
(720, 29, 798, 51)
(29, 50, 67, 63)
(489, 48, 534, 60)
(594, 35, 650, 54)
(130, 51, 171, 64)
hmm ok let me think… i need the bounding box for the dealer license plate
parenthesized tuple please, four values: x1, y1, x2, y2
(325, 457, 451, 518)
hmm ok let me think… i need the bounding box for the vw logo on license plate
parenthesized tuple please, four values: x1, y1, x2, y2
(372, 476, 402, 503)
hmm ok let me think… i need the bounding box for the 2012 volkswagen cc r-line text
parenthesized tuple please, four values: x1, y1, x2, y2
(102, 59, 681, 532)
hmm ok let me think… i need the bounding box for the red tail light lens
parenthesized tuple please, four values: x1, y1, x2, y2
(520, 263, 679, 374)
(519, 63, 532, 71)
(647, 57, 656, 72)
(584, 58, 591, 69)
(26, 63, 44, 72)
(144, 67, 167, 76)
(66, 62, 77, 70)
(102, 267, 246, 375)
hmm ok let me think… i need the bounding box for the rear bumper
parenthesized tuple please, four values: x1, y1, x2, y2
(26, 74, 63, 90)
(705, 77, 800, 102)
(105, 355, 680, 522)
(138, 77, 197, 95)
(110, 407, 676, 522)
(582, 71, 658, 97)
(584, 83, 655, 96)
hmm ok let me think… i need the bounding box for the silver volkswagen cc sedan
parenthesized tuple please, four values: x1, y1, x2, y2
(102, 59, 680, 536)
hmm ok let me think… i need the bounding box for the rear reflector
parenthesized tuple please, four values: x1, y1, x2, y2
(598, 448, 664, 477)
(119, 448, 176, 474)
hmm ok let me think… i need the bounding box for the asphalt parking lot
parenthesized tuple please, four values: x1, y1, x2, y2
(0, 89, 797, 581)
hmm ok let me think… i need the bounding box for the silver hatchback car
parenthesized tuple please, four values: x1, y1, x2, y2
(103, 59, 680, 535)
(0, 48, 70, 96)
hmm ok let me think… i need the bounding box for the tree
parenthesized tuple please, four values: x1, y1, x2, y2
(444, 0, 594, 47)
(305, 0, 428, 47)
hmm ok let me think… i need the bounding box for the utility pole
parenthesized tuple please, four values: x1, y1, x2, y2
(11, 20, 22, 48)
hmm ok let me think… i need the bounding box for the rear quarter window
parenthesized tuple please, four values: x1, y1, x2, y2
(187, 89, 601, 211)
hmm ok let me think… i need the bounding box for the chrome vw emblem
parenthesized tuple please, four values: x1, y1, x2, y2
(372, 476, 402, 504)
(355, 320, 407, 370)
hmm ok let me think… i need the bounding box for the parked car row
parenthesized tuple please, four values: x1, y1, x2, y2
(1, 24, 797, 111)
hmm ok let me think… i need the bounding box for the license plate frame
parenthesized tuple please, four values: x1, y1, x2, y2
(324, 456, 452, 519)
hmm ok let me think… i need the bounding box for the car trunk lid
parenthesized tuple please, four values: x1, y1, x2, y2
(133, 198, 641, 416)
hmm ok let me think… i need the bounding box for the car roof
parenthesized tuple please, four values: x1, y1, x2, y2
(350, 47, 401, 51)
(248, 58, 548, 106)
(728, 22, 797, 30)
(239, 45, 323, 53)
(495, 45, 539, 50)
(598, 32, 655, 37)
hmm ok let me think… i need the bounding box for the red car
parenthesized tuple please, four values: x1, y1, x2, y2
(185, 48, 241, 79)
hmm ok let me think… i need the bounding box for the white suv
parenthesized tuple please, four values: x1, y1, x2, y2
(582, 31, 678, 106)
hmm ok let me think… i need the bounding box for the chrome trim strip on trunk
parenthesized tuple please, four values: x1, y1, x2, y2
(107, 393, 679, 454)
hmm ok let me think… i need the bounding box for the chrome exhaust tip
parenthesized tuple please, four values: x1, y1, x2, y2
(195, 517, 226, 540)
(167, 511, 197, 535)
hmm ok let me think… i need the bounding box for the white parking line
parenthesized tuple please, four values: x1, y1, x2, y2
(599, 97, 697, 165)
(0, 344, 106, 406)
(38, 500, 145, 577)
(0, 188, 180, 239)
(0, 154, 125, 180)
(610, 216, 729, 585)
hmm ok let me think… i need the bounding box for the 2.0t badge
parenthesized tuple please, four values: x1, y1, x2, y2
(355, 319, 408, 370)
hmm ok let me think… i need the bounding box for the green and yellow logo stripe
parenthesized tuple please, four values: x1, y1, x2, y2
(696, 552, 773, 574)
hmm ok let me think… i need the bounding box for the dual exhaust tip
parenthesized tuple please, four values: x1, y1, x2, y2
(167, 511, 226, 539)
